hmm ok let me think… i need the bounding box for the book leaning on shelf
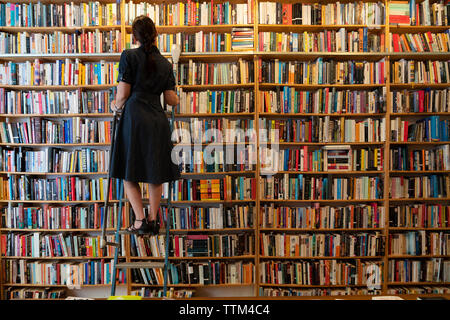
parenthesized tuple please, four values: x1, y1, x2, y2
(0, 2, 121, 27)
(0, 88, 116, 114)
(131, 261, 254, 286)
(260, 203, 385, 229)
(2, 259, 126, 286)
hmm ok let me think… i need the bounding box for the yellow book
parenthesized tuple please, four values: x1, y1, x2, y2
(99, 3, 103, 26)
(100, 178, 104, 201)
(180, 2, 184, 25)
(61, 62, 65, 86)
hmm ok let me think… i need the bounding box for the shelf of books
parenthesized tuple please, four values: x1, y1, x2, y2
(0, 0, 449, 300)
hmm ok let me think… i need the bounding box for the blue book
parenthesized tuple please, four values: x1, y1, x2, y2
(295, 178, 299, 200)
(298, 174, 303, 199)
(363, 28, 368, 52)
(318, 58, 323, 84)
(430, 116, 439, 141)
(337, 178, 341, 199)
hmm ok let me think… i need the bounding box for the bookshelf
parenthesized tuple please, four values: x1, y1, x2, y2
(0, 0, 449, 300)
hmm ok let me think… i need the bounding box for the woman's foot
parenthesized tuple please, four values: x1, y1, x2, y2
(124, 219, 150, 235)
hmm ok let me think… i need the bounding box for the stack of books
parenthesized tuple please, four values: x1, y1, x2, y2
(231, 27, 254, 51)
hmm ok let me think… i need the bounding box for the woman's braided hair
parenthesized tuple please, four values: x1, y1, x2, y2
(132, 15, 157, 72)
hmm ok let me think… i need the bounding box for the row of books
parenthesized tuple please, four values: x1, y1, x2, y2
(0, 118, 112, 144)
(260, 175, 383, 200)
(231, 27, 254, 51)
(0, 88, 116, 115)
(0, 147, 110, 173)
(0, 30, 123, 54)
(261, 287, 379, 297)
(177, 89, 254, 114)
(124, 1, 254, 26)
(259, 118, 387, 143)
(132, 261, 254, 285)
(2, 233, 124, 257)
(174, 147, 256, 173)
(173, 118, 254, 144)
(0, 59, 119, 86)
(390, 175, 450, 199)
(0, 2, 121, 27)
(2, 259, 126, 285)
(387, 287, 449, 295)
(5, 288, 65, 300)
(260, 203, 384, 229)
(388, 259, 449, 283)
(258, 2, 385, 25)
(259, 59, 385, 85)
(260, 232, 384, 257)
(389, 204, 450, 228)
(390, 60, 450, 84)
(2, 203, 125, 230)
(259, 87, 386, 114)
(167, 176, 256, 201)
(164, 204, 254, 230)
(390, 31, 449, 53)
(390, 117, 450, 142)
(130, 234, 254, 258)
(389, 0, 449, 26)
(6, 175, 121, 201)
(390, 89, 449, 113)
(177, 59, 254, 85)
(260, 146, 383, 172)
(258, 29, 384, 53)
(156, 32, 234, 53)
(390, 145, 450, 171)
(259, 260, 384, 286)
(388, 231, 448, 255)
(131, 288, 194, 299)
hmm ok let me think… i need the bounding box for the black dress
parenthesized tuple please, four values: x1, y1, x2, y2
(110, 44, 181, 184)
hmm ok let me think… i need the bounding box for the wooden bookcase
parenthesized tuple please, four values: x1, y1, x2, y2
(0, 0, 449, 299)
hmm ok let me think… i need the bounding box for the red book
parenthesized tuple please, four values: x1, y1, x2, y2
(389, 15, 410, 24)
(282, 4, 289, 25)
(392, 34, 400, 52)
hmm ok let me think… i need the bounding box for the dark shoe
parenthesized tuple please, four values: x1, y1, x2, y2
(148, 219, 160, 235)
(121, 219, 150, 235)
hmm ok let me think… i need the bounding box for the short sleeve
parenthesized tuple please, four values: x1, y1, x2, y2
(164, 64, 176, 91)
(117, 51, 134, 84)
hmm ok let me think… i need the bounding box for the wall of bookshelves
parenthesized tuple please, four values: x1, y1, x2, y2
(0, 0, 448, 299)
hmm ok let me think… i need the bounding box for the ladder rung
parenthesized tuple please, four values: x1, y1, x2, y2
(116, 262, 166, 269)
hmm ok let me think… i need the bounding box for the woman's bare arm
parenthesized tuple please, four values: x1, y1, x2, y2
(111, 81, 132, 112)
(164, 89, 179, 106)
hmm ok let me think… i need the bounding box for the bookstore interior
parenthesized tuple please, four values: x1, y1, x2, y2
(0, 0, 449, 302)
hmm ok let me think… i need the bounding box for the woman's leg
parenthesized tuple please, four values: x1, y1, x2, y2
(148, 183, 163, 221)
(124, 180, 145, 228)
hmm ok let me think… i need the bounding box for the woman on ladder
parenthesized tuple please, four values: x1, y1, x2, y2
(110, 15, 181, 235)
